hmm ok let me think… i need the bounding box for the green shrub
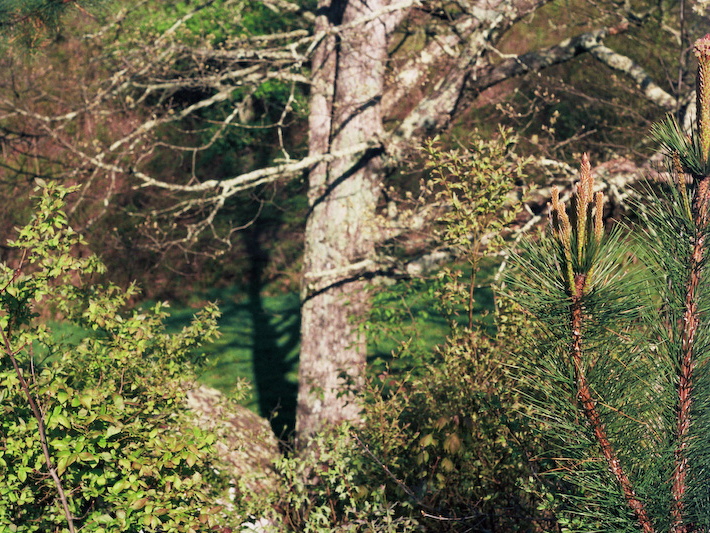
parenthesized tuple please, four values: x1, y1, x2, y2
(233, 423, 420, 532)
(353, 131, 550, 531)
(275, 425, 420, 532)
(0, 183, 237, 532)
(358, 299, 551, 531)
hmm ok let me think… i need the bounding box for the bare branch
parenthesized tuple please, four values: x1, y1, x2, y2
(0, 0, 680, 256)
(260, 0, 316, 22)
(474, 28, 615, 90)
(387, 0, 550, 154)
(135, 139, 382, 195)
(586, 41, 677, 110)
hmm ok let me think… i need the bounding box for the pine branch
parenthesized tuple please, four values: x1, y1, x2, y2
(670, 177, 709, 533)
(512, 32, 710, 533)
(570, 275, 655, 533)
(551, 158, 656, 532)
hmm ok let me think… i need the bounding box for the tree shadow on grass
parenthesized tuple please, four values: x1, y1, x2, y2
(162, 272, 300, 438)
(242, 225, 299, 438)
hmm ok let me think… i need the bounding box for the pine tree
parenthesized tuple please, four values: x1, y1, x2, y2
(510, 33, 710, 533)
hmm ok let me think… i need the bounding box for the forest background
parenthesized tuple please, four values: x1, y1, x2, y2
(0, 0, 708, 531)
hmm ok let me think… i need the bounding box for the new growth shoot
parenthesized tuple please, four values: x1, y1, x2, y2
(513, 32, 710, 533)
(549, 153, 604, 297)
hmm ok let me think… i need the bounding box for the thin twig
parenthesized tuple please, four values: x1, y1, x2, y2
(352, 432, 426, 508)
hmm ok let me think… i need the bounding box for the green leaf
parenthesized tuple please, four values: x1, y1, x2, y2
(444, 433, 462, 455)
(79, 394, 93, 409)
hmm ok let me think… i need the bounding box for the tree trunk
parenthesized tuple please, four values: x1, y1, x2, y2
(296, 0, 393, 438)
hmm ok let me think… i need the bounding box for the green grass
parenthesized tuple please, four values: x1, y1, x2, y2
(367, 262, 498, 377)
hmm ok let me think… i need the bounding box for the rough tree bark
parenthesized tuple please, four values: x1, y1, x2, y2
(297, 0, 399, 437)
(295, 0, 668, 437)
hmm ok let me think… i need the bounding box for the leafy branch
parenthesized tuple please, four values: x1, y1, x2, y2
(420, 129, 526, 329)
(0, 226, 77, 532)
(0, 315, 77, 533)
(0, 182, 232, 531)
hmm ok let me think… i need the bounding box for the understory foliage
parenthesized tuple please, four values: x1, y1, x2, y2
(233, 423, 420, 532)
(274, 426, 420, 532)
(0, 183, 236, 532)
(351, 132, 549, 531)
(507, 34, 710, 533)
(0, 132, 548, 533)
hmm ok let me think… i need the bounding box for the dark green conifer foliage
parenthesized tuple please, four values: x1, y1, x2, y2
(509, 32, 710, 533)
(0, 0, 104, 46)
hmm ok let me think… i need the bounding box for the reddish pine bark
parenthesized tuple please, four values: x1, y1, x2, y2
(671, 177, 710, 533)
